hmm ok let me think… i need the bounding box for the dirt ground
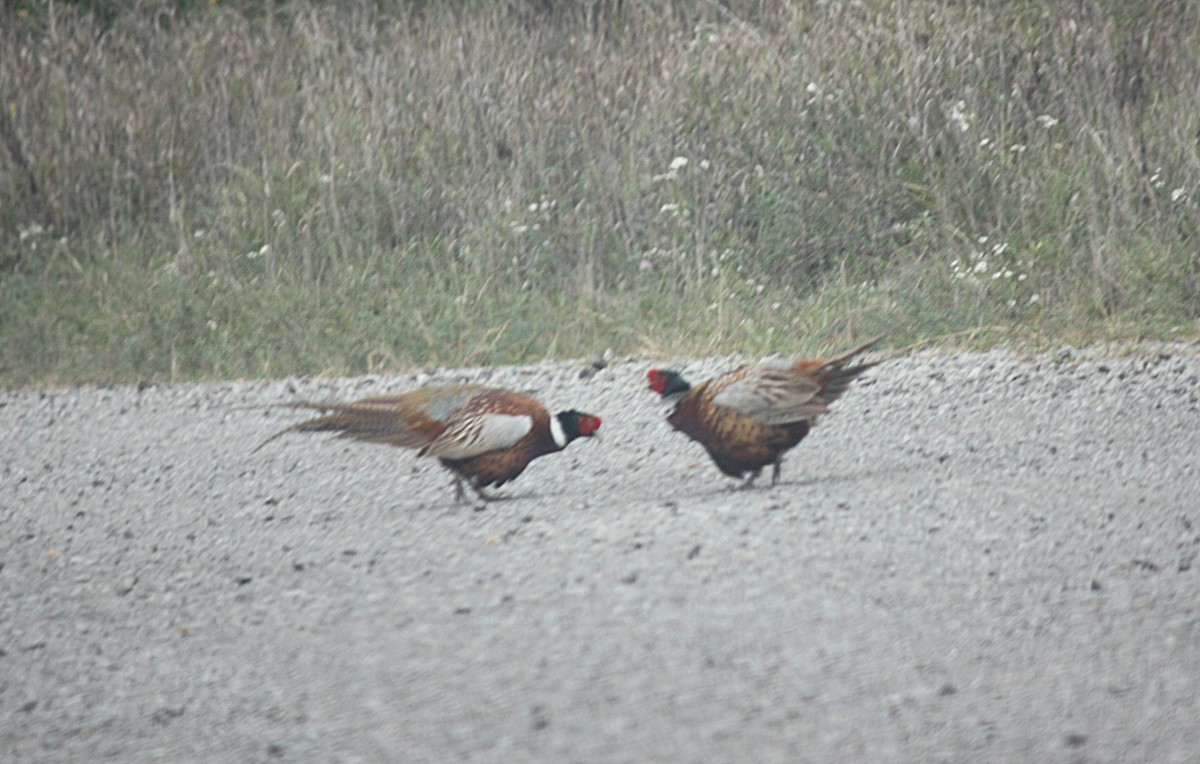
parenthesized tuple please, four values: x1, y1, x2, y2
(3, 346, 1199, 762)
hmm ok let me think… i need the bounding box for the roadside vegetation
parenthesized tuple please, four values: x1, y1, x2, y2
(2, 0, 1197, 386)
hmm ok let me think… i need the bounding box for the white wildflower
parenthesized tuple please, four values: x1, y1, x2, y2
(949, 100, 970, 132)
(1036, 114, 1059, 129)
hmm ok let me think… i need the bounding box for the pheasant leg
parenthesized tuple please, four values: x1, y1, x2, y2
(738, 469, 763, 490)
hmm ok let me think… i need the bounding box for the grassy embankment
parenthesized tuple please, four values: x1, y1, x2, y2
(1, 1, 1197, 387)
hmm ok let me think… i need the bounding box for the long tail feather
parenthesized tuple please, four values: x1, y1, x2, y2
(819, 335, 885, 404)
(821, 335, 885, 368)
(253, 401, 431, 453)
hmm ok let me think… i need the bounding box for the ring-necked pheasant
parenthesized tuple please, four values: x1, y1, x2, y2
(256, 383, 602, 505)
(646, 337, 882, 488)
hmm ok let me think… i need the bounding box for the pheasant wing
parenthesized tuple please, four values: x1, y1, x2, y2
(710, 365, 829, 426)
(421, 413, 533, 460)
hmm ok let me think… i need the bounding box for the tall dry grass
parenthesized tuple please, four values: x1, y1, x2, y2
(1, 0, 1197, 385)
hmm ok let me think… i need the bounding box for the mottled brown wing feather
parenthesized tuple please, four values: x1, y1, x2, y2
(710, 337, 883, 425)
(421, 413, 534, 459)
(709, 365, 827, 426)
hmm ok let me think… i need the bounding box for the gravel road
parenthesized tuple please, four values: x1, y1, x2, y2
(3, 345, 1200, 762)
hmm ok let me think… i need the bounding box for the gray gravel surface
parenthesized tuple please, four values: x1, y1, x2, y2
(3, 345, 1200, 763)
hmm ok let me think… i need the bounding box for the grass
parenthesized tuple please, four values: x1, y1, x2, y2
(1, 0, 1198, 387)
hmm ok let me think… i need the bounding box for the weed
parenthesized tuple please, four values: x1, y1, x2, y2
(1, 1, 1197, 386)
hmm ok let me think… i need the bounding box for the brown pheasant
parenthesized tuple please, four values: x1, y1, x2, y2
(256, 383, 602, 505)
(646, 337, 882, 488)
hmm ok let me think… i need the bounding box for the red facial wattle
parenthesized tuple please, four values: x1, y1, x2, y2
(578, 414, 603, 436)
(647, 369, 667, 394)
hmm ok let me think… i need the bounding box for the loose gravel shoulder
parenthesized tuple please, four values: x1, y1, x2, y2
(3, 345, 1199, 762)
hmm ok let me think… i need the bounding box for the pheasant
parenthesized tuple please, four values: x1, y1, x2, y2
(256, 383, 602, 505)
(646, 337, 882, 488)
